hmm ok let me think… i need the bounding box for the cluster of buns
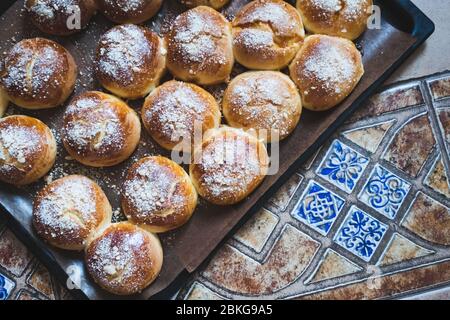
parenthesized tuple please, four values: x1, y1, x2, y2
(0, 0, 370, 296)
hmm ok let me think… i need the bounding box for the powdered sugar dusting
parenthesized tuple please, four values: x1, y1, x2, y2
(309, 0, 367, 21)
(34, 176, 97, 241)
(26, 0, 79, 22)
(96, 24, 156, 86)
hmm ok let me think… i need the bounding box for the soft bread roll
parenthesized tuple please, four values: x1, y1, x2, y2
(141, 80, 221, 152)
(97, 0, 162, 24)
(25, 0, 97, 36)
(232, 0, 305, 70)
(95, 24, 166, 99)
(180, 0, 230, 10)
(85, 222, 163, 295)
(296, 0, 373, 40)
(62, 91, 141, 167)
(223, 71, 302, 142)
(122, 156, 198, 233)
(33, 175, 112, 251)
(289, 35, 364, 111)
(166, 6, 234, 85)
(0, 38, 77, 110)
(0, 87, 8, 117)
(190, 127, 269, 205)
(0, 115, 56, 185)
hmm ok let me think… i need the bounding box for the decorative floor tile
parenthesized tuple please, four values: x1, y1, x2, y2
(377, 233, 434, 267)
(202, 225, 320, 295)
(341, 120, 395, 154)
(429, 77, 450, 100)
(27, 263, 56, 299)
(0, 272, 15, 300)
(402, 192, 450, 246)
(0, 229, 33, 277)
(291, 180, 345, 236)
(15, 289, 42, 300)
(233, 208, 279, 253)
(317, 140, 369, 193)
(349, 84, 423, 122)
(358, 164, 411, 219)
(334, 206, 388, 262)
(185, 282, 224, 300)
(425, 157, 450, 198)
(266, 174, 303, 212)
(438, 109, 449, 144)
(383, 114, 436, 177)
(307, 249, 362, 284)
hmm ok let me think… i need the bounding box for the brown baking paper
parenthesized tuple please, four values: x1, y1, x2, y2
(0, 0, 419, 299)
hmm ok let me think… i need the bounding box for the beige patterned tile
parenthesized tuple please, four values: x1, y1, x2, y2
(0, 229, 33, 277)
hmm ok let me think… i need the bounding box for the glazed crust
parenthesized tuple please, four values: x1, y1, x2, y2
(223, 71, 302, 142)
(95, 24, 166, 99)
(232, 0, 305, 70)
(180, 0, 230, 10)
(0, 87, 8, 117)
(121, 156, 198, 233)
(0, 38, 78, 110)
(62, 91, 141, 167)
(296, 0, 373, 40)
(141, 80, 221, 152)
(189, 127, 269, 205)
(85, 222, 163, 295)
(33, 175, 112, 251)
(97, 0, 162, 24)
(166, 6, 234, 85)
(289, 35, 364, 111)
(0, 115, 56, 185)
(25, 0, 97, 36)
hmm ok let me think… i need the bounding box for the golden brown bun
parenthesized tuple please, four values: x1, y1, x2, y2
(121, 156, 198, 233)
(62, 91, 141, 167)
(0, 115, 56, 185)
(25, 0, 97, 36)
(223, 71, 302, 142)
(0, 38, 78, 110)
(0, 87, 8, 117)
(180, 0, 230, 10)
(33, 175, 112, 251)
(166, 6, 234, 86)
(296, 0, 373, 40)
(85, 222, 163, 295)
(232, 0, 305, 70)
(97, 0, 162, 24)
(289, 35, 364, 111)
(95, 24, 166, 99)
(189, 126, 269, 205)
(141, 80, 221, 152)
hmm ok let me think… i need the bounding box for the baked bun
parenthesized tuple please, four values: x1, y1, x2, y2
(232, 0, 305, 70)
(25, 0, 97, 36)
(0, 87, 8, 117)
(296, 0, 373, 40)
(166, 6, 234, 85)
(95, 24, 166, 99)
(62, 91, 141, 167)
(223, 71, 302, 142)
(0, 38, 77, 110)
(141, 80, 221, 152)
(97, 0, 162, 24)
(85, 222, 163, 295)
(122, 156, 197, 233)
(180, 0, 230, 10)
(190, 127, 269, 205)
(289, 35, 364, 111)
(33, 175, 112, 251)
(0, 115, 56, 185)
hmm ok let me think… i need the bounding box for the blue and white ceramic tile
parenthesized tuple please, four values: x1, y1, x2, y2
(358, 164, 412, 219)
(291, 180, 345, 236)
(317, 140, 369, 193)
(334, 206, 388, 262)
(0, 273, 15, 300)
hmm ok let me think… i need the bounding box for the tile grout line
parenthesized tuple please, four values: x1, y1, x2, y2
(419, 80, 450, 182)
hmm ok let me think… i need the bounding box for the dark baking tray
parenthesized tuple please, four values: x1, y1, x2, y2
(0, 0, 434, 299)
